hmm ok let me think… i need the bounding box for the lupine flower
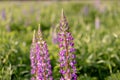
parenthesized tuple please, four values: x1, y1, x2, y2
(51, 24, 59, 44)
(82, 6, 89, 16)
(58, 10, 77, 80)
(1, 8, 6, 20)
(30, 25, 53, 80)
(95, 16, 100, 29)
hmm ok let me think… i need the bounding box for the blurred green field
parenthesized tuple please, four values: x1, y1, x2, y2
(0, 1, 120, 80)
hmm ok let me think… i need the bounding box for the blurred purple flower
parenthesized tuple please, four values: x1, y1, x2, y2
(95, 17, 100, 29)
(58, 10, 77, 80)
(51, 25, 59, 44)
(30, 25, 53, 80)
(82, 6, 89, 16)
(1, 8, 6, 20)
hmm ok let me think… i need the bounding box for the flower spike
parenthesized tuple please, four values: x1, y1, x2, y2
(58, 10, 77, 80)
(30, 25, 53, 80)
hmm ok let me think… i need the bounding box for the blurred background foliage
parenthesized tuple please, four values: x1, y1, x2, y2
(0, 1, 120, 80)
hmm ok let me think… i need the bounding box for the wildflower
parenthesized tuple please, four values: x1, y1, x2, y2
(1, 8, 6, 20)
(95, 16, 100, 29)
(30, 24, 53, 80)
(82, 6, 89, 16)
(51, 24, 59, 44)
(58, 10, 77, 80)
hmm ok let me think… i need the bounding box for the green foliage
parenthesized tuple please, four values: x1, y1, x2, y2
(105, 72, 120, 80)
(0, 1, 120, 80)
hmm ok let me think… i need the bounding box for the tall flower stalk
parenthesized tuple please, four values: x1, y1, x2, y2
(30, 25, 53, 80)
(58, 10, 77, 80)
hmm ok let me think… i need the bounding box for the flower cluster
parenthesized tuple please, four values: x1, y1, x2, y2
(58, 10, 77, 80)
(30, 10, 77, 80)
(30, 25, 53, 80)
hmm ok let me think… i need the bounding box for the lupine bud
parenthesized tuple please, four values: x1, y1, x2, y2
(58, 10, 77, 80)
(30, 24, 53, 80)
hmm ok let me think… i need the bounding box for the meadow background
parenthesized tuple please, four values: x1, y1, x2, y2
(0, 1, 120, 80)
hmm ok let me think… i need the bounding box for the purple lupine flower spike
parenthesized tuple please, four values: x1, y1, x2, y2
(58, 9, 77, 80)
(36, 24, 53, 80)
(30, 24, 53, 80)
